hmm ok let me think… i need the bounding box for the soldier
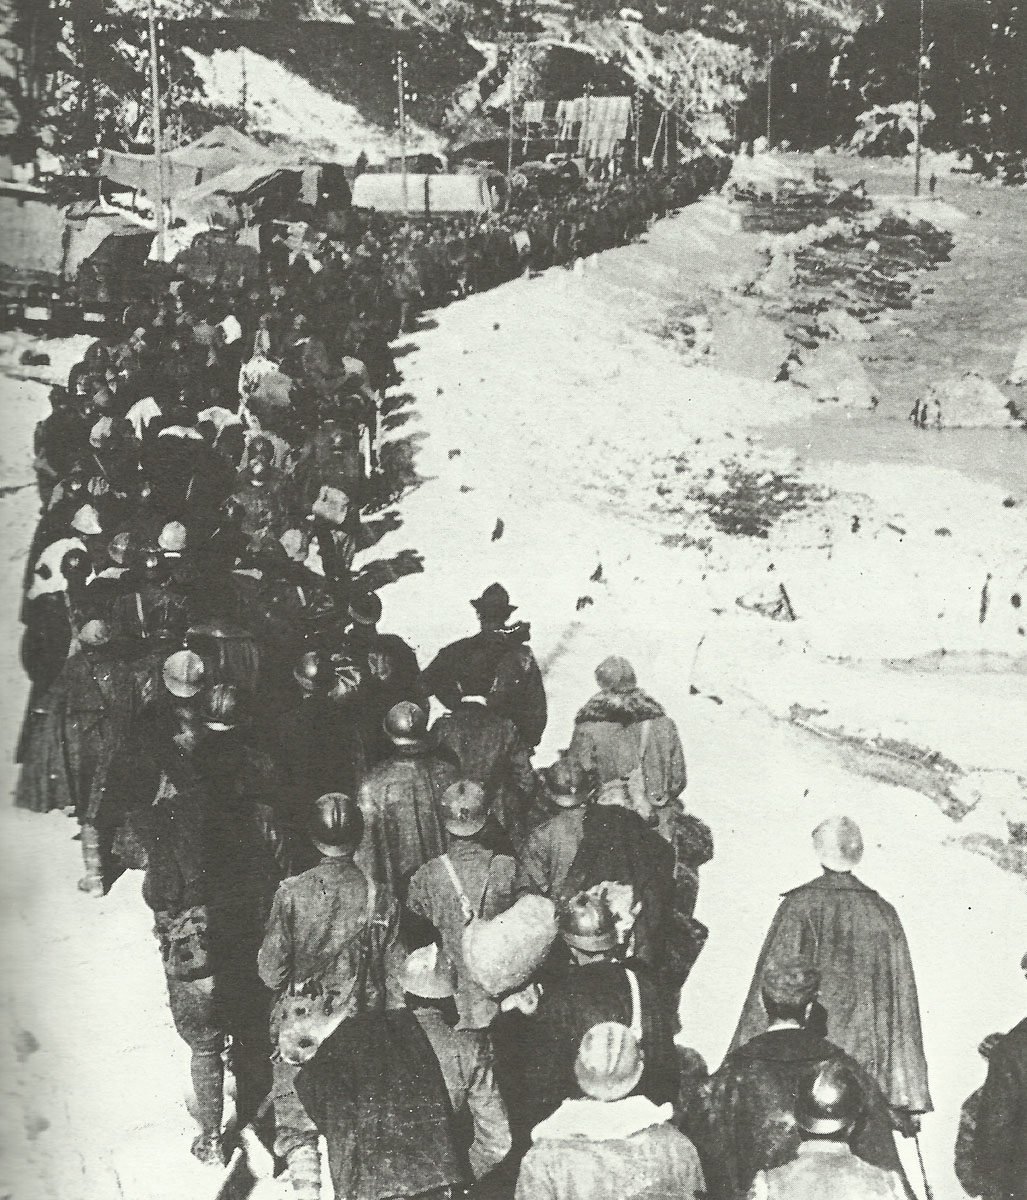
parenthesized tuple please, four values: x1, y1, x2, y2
(731, 817, 933, 1132)
(402, 945, 512, 1181)
(688, 957, 910, 1200)
(354, 702, 458, 907)
(258, 792, 402, 1200)
(516, 1024, 705, 1200)
(422, 583, 547, 751)
(746, 1063, 910, 1200)
(406, 781, 517, 1033)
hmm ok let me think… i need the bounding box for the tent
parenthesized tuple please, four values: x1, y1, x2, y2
(175, 163, 301, 226)
(98, 125, 273, 201)
(351, 172, 493, 216)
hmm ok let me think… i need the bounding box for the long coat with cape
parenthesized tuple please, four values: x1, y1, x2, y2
(729, 872, 932, 1113)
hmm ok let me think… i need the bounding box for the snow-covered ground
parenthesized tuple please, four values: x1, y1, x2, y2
(182, 47, 445, 165)
(1, 156, 1026, 1199)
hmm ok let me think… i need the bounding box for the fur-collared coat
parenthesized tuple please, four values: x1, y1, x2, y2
(567, 689, 686, 810)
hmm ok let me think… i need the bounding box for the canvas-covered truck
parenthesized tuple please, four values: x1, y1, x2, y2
(0, 180, 155, 334)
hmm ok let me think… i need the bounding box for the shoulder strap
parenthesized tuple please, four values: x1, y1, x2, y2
(625, 967, 643, 1043)
(638, 719, 652, 763)
(440, 853, 476, 925)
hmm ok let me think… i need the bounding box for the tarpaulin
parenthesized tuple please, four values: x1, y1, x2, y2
(556, 96, 633, 160)
(99, 125, 272, 201)
(351, 172, 492, 215)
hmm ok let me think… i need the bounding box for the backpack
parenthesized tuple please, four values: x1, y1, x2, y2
(597, 720, 653, 822)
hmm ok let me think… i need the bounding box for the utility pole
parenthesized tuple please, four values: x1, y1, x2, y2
(581, 81, 593, 173)
(633, 86, 641, 172)
(395, 50, 409, 215)
(146, 0, 166, 262)
(507, 43, 517, 182)
(766, 38, 773, 147)
(914, 0, 925, 196)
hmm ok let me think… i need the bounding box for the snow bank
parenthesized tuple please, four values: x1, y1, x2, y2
(182, 47, 443, 164)
(1007, 332, 1027, 387)
(925, 371, 1026, 429)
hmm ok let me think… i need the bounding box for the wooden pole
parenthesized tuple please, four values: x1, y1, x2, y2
(633, 87, 641, 172)
(507, 43, 516, 182)
(914, 0, 925, 196)
(765, 39, 773, 147)
(396, 51, 408, 215)
(146, 0, 166, 262)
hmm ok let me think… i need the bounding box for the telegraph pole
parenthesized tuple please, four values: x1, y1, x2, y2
(507, 44, 517, 181)
(395, 50, 409, 215)
(146, 0, 166, 261)
(914, 0, 925, 196)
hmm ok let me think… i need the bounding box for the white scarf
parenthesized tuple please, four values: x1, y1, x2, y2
(531, 1096, 673, 1144)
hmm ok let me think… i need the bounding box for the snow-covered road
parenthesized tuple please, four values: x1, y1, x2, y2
(2, 158, 1025, 1200)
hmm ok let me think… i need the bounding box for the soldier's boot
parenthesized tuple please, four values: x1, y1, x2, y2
(189, 1046, 226, 1165)
(285, 1141, 321, 1199)
(77, 824, 104, 897)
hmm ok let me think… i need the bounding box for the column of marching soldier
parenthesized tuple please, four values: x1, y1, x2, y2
(15, 181, 1025, 1200)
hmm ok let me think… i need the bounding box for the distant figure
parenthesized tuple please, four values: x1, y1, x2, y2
(746, 1061, 909, 1199)
(929, 173, 938, 197)
(730, 817, 932, 1130)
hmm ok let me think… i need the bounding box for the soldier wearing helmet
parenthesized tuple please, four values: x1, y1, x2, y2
(353, 702, 459, 908)
(688, 956, 909, 1200)
(520, 890, 679, 1133)
(275, 650, 367, 838)
(731, 816, 932, 1128)
(258, 791, 401, 1199)
(516, 756, 594, 901)
(406, 781, 517, 1032)
(515, 1024, 705, 1200)
(746, 1062, 909, 1200)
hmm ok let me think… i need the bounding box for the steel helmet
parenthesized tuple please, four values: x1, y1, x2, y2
(78, 618, 113, 648)
(574, 1023, 645, 1102)
(60, 543, 92, 577)
(440, 780, 489, 837)
(401, 945, 458, 1001)
(200, 683, 245, 731)
(795, 1060, 865, 1136)
(308, 792, 364, 856)
(158, 521, 188, 554)
(559, 892, 619, 953)
(162, 650, 205, 699)
(107, 531, 134, 567)
(327, 654, 363, 702)
(383, 701, 428, 746)
(293, 649, 326, 694)
(70, 504, 102, 537)
(543, 756, 589, 809)
(348, 591, 383, 626)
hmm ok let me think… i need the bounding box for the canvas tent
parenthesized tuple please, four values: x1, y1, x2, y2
(175, 163, 300, 226)
(351, 172, 493, 216)
(99, 125, 272, 201)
